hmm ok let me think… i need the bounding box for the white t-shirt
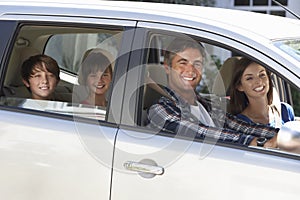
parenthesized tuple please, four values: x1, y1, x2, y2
(190, 101, 215, 127)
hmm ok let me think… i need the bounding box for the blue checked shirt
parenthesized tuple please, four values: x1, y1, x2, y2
(147, 87, 278, 146)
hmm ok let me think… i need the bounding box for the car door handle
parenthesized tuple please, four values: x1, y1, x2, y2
(123, 161, 164, 175)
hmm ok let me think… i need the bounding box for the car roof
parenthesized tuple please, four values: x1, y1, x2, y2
(1, 0, 300, 41)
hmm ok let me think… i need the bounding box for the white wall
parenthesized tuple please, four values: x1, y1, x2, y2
(287, 0, 300, 19)
(215, 0, 232, 8)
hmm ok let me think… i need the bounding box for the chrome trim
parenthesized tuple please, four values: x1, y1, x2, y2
(123, 161, 164, 175)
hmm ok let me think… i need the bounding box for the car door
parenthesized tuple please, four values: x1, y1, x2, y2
(111, 22, 300, 200)
(0, 15, 136, 200)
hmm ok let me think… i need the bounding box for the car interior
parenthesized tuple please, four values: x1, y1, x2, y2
(212, 56, 282, 114)
(140, 36, 292, 127)
(1, 24, 122, 120)
(4, 45, 73, 102)
(1, 25, 297, 124)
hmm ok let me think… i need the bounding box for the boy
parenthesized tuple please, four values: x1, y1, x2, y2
(21, 54, 60, 100)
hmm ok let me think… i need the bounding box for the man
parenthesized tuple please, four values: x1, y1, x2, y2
(147, 38, 277, 147)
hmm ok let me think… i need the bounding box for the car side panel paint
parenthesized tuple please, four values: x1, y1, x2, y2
(112, 128, 300, 200)
(0, 109, 117, 200)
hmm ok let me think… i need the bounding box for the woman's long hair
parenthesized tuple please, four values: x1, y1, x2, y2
(229, 57, 273, 115)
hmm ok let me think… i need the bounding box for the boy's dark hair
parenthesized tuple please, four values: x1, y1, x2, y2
(21, 54, 60, 83)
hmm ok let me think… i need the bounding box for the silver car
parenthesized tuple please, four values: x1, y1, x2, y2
(0, 0, 299, 199)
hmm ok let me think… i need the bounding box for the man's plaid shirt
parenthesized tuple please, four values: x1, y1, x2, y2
(147, 87, 278, 146)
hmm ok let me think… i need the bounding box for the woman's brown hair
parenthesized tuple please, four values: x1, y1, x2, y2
(229, 57, 273, 115)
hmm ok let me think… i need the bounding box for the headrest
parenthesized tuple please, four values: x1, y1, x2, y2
(146, 64, 168, 87)
(6, 47, 40, 87)
(143, 64, 168, 110)
(212, 56, 241, 96)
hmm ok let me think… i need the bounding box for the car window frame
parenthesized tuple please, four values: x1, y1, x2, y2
(0, 20, 19, 94)
(0, 15, 137, 126)
(119, 21, 300, 160)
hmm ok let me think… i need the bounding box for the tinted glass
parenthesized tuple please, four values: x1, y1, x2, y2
(253, 0, 268, 6)
(272, 0, 288, 6)
(2, 25, 124, 122)
(234, 0, 250, 6)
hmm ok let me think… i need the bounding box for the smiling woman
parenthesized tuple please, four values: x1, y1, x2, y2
(229, 57, 295, 128)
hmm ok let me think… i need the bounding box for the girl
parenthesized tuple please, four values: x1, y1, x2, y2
(79, 49, 113, 107)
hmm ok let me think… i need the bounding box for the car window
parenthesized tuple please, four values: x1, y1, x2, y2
(1, 24, 124, 121)
(142, 33, 236, 121)
(142, 32, 300, 118)
(290, 85, 300, 117)
(140, 30, 300, 155)
(273, 39, 300, 62)
(45, 32, 120, 79)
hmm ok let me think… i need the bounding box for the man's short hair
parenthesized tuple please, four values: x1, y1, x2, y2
(164, 38, 206, 67)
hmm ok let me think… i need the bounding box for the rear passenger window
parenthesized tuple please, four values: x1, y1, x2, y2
(1, 24, 123, 121)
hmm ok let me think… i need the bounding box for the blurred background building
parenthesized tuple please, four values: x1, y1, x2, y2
(217, 0, 299, 19)
(133, 0, 300, 19)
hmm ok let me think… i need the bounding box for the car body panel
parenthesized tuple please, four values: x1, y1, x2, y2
(0, 1, 299, 200)
(0, 1, 299, 78)
(1, 0, 300, 41)
(0, 109, 117, 200)
(112, 128, 300, 200)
